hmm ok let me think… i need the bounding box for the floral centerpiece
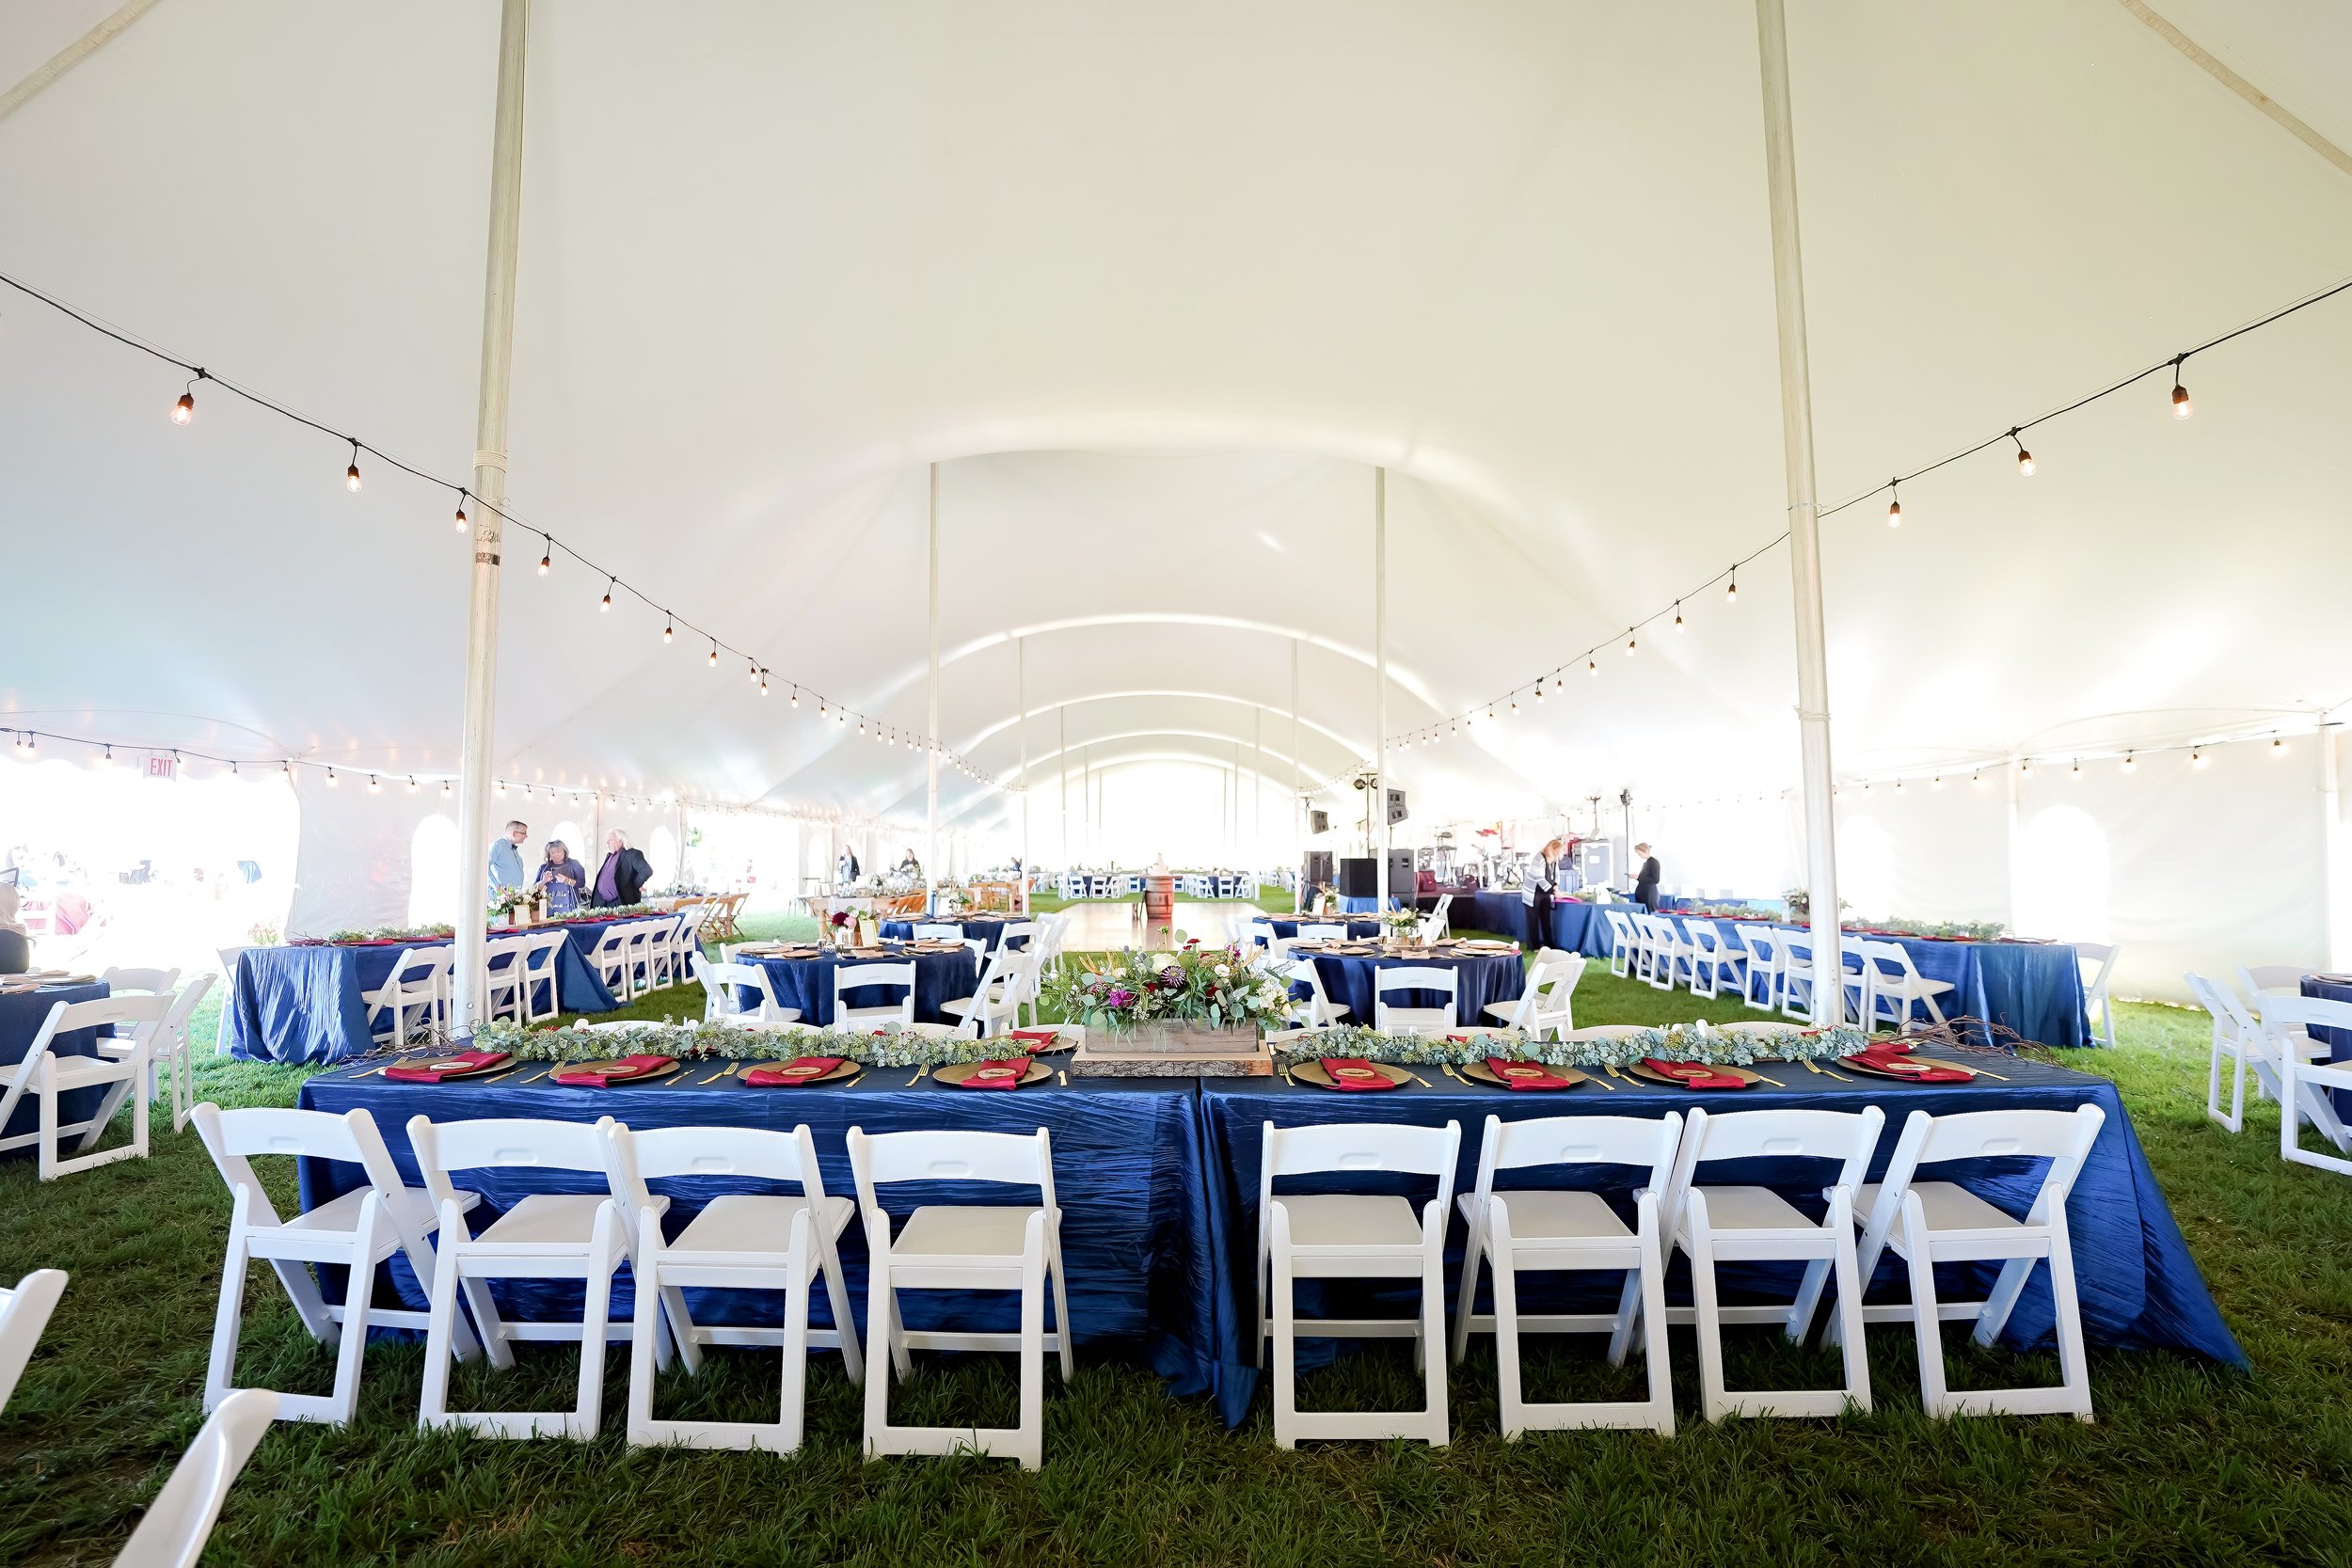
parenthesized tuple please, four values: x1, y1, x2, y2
(1267, 1020, 1872, 1070)
(1378, 908, 1422, 937)
(489, 885, 533, 926)
(1040, 939, 1292, 1038)
(469, 1018, 1014, 1069)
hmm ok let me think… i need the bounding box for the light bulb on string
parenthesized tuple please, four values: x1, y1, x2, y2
(345, 440, 363, 492)
(453, 491, 469, 532)
(405, 775, 418, 794)
(661, 617, 673, 644)
(758, 670, 769, 696)
(600, 578, 613, 612)
(1588, 657, 1597, 676)
(2122, 752, 2136, 772)
(747, 658, 759, 684)
(1674, 602, 1684, 632)
(2171, 355, 2192, 419)
(1970, 771, 1983, 788)
(1931, 775, 1943, 789)
(538, 537, 551, 576)
(1886, 480, 1901, 528)
(707, 641, 718, 669)
(1625, 635, 1636, 657)
(172, 370, 202, 424)
(2020, 759, 2033, 777)
(2192, 749, 2207, 768)
(2010, 429, 2034, 477)
(326, 767, 338, 787)
(441, 780, 452, 799)
(2272, 736, 2287, 758)
(2070, 759, 2081, 781)
(789, 688, 799, 708)
(1725, 571, 1738, 604)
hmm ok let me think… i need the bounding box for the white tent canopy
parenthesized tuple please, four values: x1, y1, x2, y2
(5, 1, 2350, 996)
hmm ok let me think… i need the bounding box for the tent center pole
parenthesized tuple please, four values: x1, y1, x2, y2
(926, 463, 940, 911)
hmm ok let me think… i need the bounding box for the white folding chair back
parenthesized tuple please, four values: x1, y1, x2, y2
(1243, 921, 1279, 956)
(1482, 951, 1582, 1038)
(515, 931, 569, 1024)
(1779, 933, 1820, 1021)
(191, 1102, 477, 1425)
(1451, 1113, 1681, 1436)
(834, 961, 918, 1028)
(941, 946, 1022, 1038)
(1856, 940, 1956, 1032)
(2237, 964, 2310, 997)
(1374, 965, 1459, 1034)
(408, 1114, 661, 1440)
(135, 974, 217, 1133)
(612, 1124, 863, 1454)
(2074, 942, 2122, 1049)
(0, 1269, 68, 1414)
(100, 965, 182, 996)
(1282, 958, 1351, 1029)
(692, 953, 798, 1026)
(1428, 894, 1454, 940)
(2253, 993, 2352, 1175)
(1638, 915, 1690, 992)
(112, 1388, 278, 1568)
(1257, 1118, 1461, 1448)
(0, 995, 160, 1180)
(1736, 927, 1783, 1013)
(587, 924, 636, 1001)
(1659, 1105, 1885, 1420)
(848, 1126, 1072, 1469)
(1295, 924, 1346, 942)
(478, 936, 530, 1026)
(2186, 971, 2285, 1133)
(1684, 923, 1747, 1001)
(1603, 911, 1639, 978)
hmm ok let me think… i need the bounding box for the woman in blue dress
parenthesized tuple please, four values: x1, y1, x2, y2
(534, 840, 587, 916)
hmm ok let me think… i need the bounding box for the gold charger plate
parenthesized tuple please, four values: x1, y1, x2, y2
(1459, 1058, 1591, 1089)
(557, 1057, 681, 1084)
(742, 1059, 864, 1085)
(1623, 1061, 1762, 1089)
(1836, 1054, 1978, 1082)
(934, 1059, 1052, 1089)
(1289, 1059, 1415, 1091)
(401, 1054, 515, 1081)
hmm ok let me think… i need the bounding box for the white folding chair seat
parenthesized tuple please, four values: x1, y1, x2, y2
(2256, 993, 2352, 1175)
(1685, 924, 1747, 1001)
(849, 1127, 1073, 1470)
(1659, 1105, 1884, 1420)
(1451, 1113, 1681, 1437)
(192, 1102, 478, 1426)
(0, 1269, 68, 1414)
(360, 947, 453, 1045)
(112, 1388, 278, 1568)
(1482, 951, 1582, 1039)
(1855, 940, 1955, 1032)
(692, 952, 799, 1026)
(0, 995, 161, 1180)
(1257, 1119, 1461, 1448)
(411, 1114, 669, 1440)
(1281, 958, 1351, 1028)
(1837, 1105, 2105, 1418)
(613, 1124, 863, 1455)
(1374, 965, 1458, 1034)
(834, 961, 918, 1028)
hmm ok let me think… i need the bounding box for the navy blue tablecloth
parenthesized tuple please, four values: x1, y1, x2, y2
(223, 917, 659, 1064)
(1261, 917, 1382, 941)
(1295, 949, 1524, 1031)
(295, 1062, 1223, 1402)
(879, 916, 1033, 952)
(1, 980, 110, 1153)
(2299, 974, 2352, 1119)
(1195, 1056, 2241, 1425)
(739, 947, 978, 1027)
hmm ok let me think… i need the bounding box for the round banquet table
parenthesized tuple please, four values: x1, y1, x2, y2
(1, 978, 111, 1154)
(736, 944, 979, 1027)
(1292, 945, 1524, 1030)
(879, 915, 1033, 952)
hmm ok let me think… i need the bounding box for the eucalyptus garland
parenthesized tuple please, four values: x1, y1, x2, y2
(469, 1018, 1020, 1068)
(1268, 1021, 1870, 1070)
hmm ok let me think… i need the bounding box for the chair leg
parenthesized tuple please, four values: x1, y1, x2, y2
(626, 1247, 665, 1447)
(1419, 1226, 1449, 1448)
(206, 1224, 253, 1413)
(418, 1241, 466, 1428)
(1491, 1238, 1525, 1440)
(1901, 1204, 1949, 1418)
(1449, 1229, 1483, 1364)
(1047, 1216, 1075, 1383)
(1604, 1269, 1642, 1367)
(1829, 1191, 1871, 1414)
(1014, 1232, 1046, 1471)
(778, 1254, 811, 1454)
(863, 1252, 892, 1457)
(815, 1232, 865, 1386)
(1270, 1209, 1298, 1449)
(1638, 1229, 1675, 1436)
(1688, 1224, 1730, 1422)
(2044, 1222, 2094, 1422)
(326, 1223, 376, 1427)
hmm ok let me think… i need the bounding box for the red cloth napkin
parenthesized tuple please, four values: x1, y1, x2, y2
(1318, 1057, 1398, 1091)
(1005, 1029, 1063, 1053)
(954, 1060, 1028, 1090)
(385, 1050, 509, 1084)
(1640, 1057, 1751, 1090)
(550, 1053, 674, 1085)
(1841, 1049, 1973, 1083)
(743, 1055, 845, 1085)
(1486, 1057, 1572, 1091)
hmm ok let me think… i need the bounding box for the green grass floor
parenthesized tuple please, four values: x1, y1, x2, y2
(5, 950, 2349, 1565)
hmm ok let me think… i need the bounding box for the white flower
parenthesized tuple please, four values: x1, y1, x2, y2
(1214, 964, 1231, 978)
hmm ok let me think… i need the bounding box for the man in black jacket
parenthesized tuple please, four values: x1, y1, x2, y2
(592, 830, 654, 907)
(1632, 842, 1661, 912)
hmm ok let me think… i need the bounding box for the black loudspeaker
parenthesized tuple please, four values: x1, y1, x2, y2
(1302, 849, 1334, 890)
(1386, 849, 1415, 895)
(1308, 808, 1329, 835)
(1338, 857, 1377, 897)
(1386, 787, 1408, 827)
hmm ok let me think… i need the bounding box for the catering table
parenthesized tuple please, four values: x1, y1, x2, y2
(296, 1058, 1223, 1401)
(878, 914, 1033, 952)
(0, 978, 110, 1152)
(1194, 1055, 2242, 1423)
(2298, 973, 2352, 1119)
(735, 945, 979, 1027)
(1290, 944, 1525, 1031)
(222, 913, 677, 1065)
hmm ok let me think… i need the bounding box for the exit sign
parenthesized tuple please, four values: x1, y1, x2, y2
(146, 752, 176, 781)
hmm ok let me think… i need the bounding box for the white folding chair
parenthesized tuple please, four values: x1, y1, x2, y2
(849, 1126, 1073, 1470)
(1837, 1104, 2105, 1419)
(1603, 911, 1639, 979)
(0, 995, 160, 1180)
(1855, 940, 1955, 1032)
(478, 936, 530, 1026)
(1257, 1118, 1461, 1448)
(2187, 972, 2288, 1133)
(941, 946, 1023, 1038)
(1428, 894, 1454, 941)
(622, 921, 669, 996)
(1639, 915, 1692, 992)
(692, 952, 799, 1026)
(1737, 927, 1784, 1013)
(100, 965, 183, 997)
(1779, 932, 1820, 1022)
(2256, 993, 2352, 1176)
(2237, 964, 2310, 998)
(1281, 958, 1352, 1029)
(2074, 942, 2122, 1049)
(613, 1124, 863, 1454)
(587, 923, 637, 1002)
(913, 922, 965, 943)
(1243, 921, 1280, 956)
(1295, 924, 1347, 942)
(112, 1388, 278, 1568)
(515, 930, 570, 1024)
(1685, 924, 1747, 1001)
(1658, 1104, 1884, 1420)
(358, 947, 453, 1045)
(1481, 950, 1581, 1037)
(0, 1269, 68, 1414)
(191, 1102, 479, 1425)
(1374, 966, 1459, 1034)
(410, 1114, 668, 1440)
(834, 961, 918, 1028)
(1451, 1112, 1682, 1436)
(104, 974, 215, 1134)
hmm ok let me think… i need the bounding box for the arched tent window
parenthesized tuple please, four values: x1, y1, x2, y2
(408, 814, 458, 926)
(549, 819, 587, 870)
(1836, 815, 1896, 919)
(649, 825, 679, 888)
(2015, 805, 2111, 943)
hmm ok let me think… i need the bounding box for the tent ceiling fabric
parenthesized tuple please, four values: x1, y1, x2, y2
(4, 0, 2349, 838)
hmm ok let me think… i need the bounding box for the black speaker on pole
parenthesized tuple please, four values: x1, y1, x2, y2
(1308, 808, 1329, 835)
(1338, 857, 1377, 897)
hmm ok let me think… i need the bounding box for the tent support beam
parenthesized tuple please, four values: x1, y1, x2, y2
(0, 0, 161, 124)
(1017, 636, 1028, 910)
(2323, 712, 2344, 969)
(2111, 0, 2352, 182)
(1374, 467, 1390, 910)
(1755, 0, 1841, 1022)
(926, 464, 940, 909)
(453, 0, 531, 1029)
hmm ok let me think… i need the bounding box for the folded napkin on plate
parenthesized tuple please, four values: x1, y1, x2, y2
(743, 1055, 844, 1085)
(550, 1053, 674, 1085)
(1640, 1057, 1750, 1090)
(954, 1060, 1027, 1090)
(385, 1050, 509, 1084)
(1486, 1057, 1572, 1090)
(1318, 1057, 1398, 1091)
(1842, 1050, 1973, 1083)
(1005, 1029, 1063, 1053)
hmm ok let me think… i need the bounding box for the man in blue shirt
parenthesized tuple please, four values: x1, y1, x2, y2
(489, 819, 530, 892)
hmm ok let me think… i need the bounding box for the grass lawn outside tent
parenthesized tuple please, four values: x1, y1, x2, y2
(3, 922, 2348, 1565)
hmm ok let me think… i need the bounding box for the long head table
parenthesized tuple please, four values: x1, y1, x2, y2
(298, 1044, 2236, 1429)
